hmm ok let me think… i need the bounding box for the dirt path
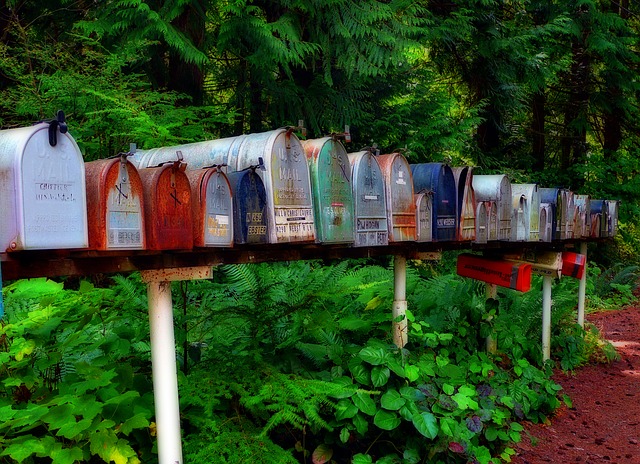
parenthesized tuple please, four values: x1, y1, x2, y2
(512, 306, 640, 464)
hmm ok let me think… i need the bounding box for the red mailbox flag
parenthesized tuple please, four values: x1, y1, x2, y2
(561, 252, 586, 279)
(457, 253, 532, 292)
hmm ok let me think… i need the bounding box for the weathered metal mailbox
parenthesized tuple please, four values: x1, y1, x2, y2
(378, 153, 416, 242)
(511, 193, 527, 242)
(573, 194, 591, 239)
(474, 201, 498, 244)
(186, 167, 233, 247)
(472, 174, 512, 240)
(0, 118, 88, 251)
(135, 128, 314, 243)
(591, 199, 620, 238)
(303, 137, 355, 244)
(539, 202, 553, 242)
(512, 184, 540, 241)
(85, 154, 145, 250)
(348, 150, 389, 247)
(415, 191, 433, 242)
(457, 253, 532, 292)
(540, 188, 574, 239)
(410, 163, 457, 241)
(226, 169, 268, 245)
(452, 166, 476, 242)
(605, 200, 620, 237)
(138, 157, 193, 250)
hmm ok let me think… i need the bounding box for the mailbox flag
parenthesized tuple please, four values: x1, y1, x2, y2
(457, 253, 532, 292)
(561, 252, 586, 279)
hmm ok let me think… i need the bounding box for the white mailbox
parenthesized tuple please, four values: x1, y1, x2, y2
(0, 118, 88, 251)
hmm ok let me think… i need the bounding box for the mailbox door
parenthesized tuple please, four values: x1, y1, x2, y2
(349, 151, 389, 247)
(304, 138, 355, 244)
(455, 167, 476, 242)
(379, 154, 416, 242)
(511, 195, 527, 241)
(13, 125, 88, 250)
(488, 201, 499, 241)
(606, 200, 619, 237)
(411, 163, 456, 241)
(140, 163, 193, 250)
(188, 168, 233, 247)
(86, 158, 145, 250)
(415, 192, 433, 242)
(227, 170, 268, 244)
(475, 202, 488, 244)
(539, 203, 553, 242)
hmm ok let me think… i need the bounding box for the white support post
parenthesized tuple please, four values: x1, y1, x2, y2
(577, 242, 588, 328)
(147, 280, 183, 464)
(393, 255, 408, 348)
(485, 283, 498, 354)
(542, 275, 553, 362)
(141, 266, 213, 464)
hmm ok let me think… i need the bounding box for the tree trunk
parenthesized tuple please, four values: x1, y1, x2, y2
(531, 91, 546, 171)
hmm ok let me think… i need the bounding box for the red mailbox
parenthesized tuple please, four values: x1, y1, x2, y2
(186, 167, 233, 247)
(85, 154, 146, 250)
(457, 253, 532, 292)
(561, 252, 586, 279)
(139, 158, 193, 250)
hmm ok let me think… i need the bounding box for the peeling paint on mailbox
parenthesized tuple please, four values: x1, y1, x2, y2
(378, 153, 416, 242)
(187, 167, 233, 247)
(139, 160, 193, 250)
(85, 155, 145, 250)
(226, 169, 268, 244)
(472, 174, 512, 241)
(511, 184, 540, 241)
(0, 122, 88, 251)
(303, 137, 354, 244)
(348, 150, 389, 247)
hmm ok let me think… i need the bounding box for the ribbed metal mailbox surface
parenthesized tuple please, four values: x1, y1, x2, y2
(135, 129, 314, 243)
(226, 169, 268, 244)
(410, 163, 456, 241)
(452, 166, 476, 241)
(0, 123, 88, 251)
(85, 155, 145, 250)
(472, 174, 512, 240)
(561, 189, 575, 239)
(474, 201, 498, 243)
(132, 136, 246, 170)
(378, 153, 416, 242)
(511, 184, 540, 241)
(348, 150, 389, 247)
(186, 167, 233, 247)
(139, 161, 193, 250)
(303, 137, 354, 244)
(573, 195, 591, 239)
(415, 191, 433, 242)
(539, 203, 553, 242)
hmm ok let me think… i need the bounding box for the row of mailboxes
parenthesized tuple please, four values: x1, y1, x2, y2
(0, 122, 621, 252)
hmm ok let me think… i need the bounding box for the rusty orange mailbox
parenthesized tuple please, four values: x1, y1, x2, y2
(377, 152, 416, 242)
(85, 154, 146, 250)
(457, 253, 532, 291)
(186, 167, 233, 247)
(138, 156, 193, 250)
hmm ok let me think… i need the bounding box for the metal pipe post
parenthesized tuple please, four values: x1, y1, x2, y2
(542, 275, 553, 362)
(393, 255, 408, 348)
(147, 280, 184, 464)
(577, 242, 588, 328)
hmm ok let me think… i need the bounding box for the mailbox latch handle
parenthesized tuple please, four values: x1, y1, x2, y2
(43, 110, 68, 147)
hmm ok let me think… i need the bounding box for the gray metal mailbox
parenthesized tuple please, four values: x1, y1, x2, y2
(511, 193, 527, 241)
(348, 150, 389, 247)
(472, 174, 512, 240)
(474, 200, 498, 244)
(573, 194, 591, 239)
(511, 184, 540, 241)
(0, 119, 88, 251)
(539, 202, 553, 242)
